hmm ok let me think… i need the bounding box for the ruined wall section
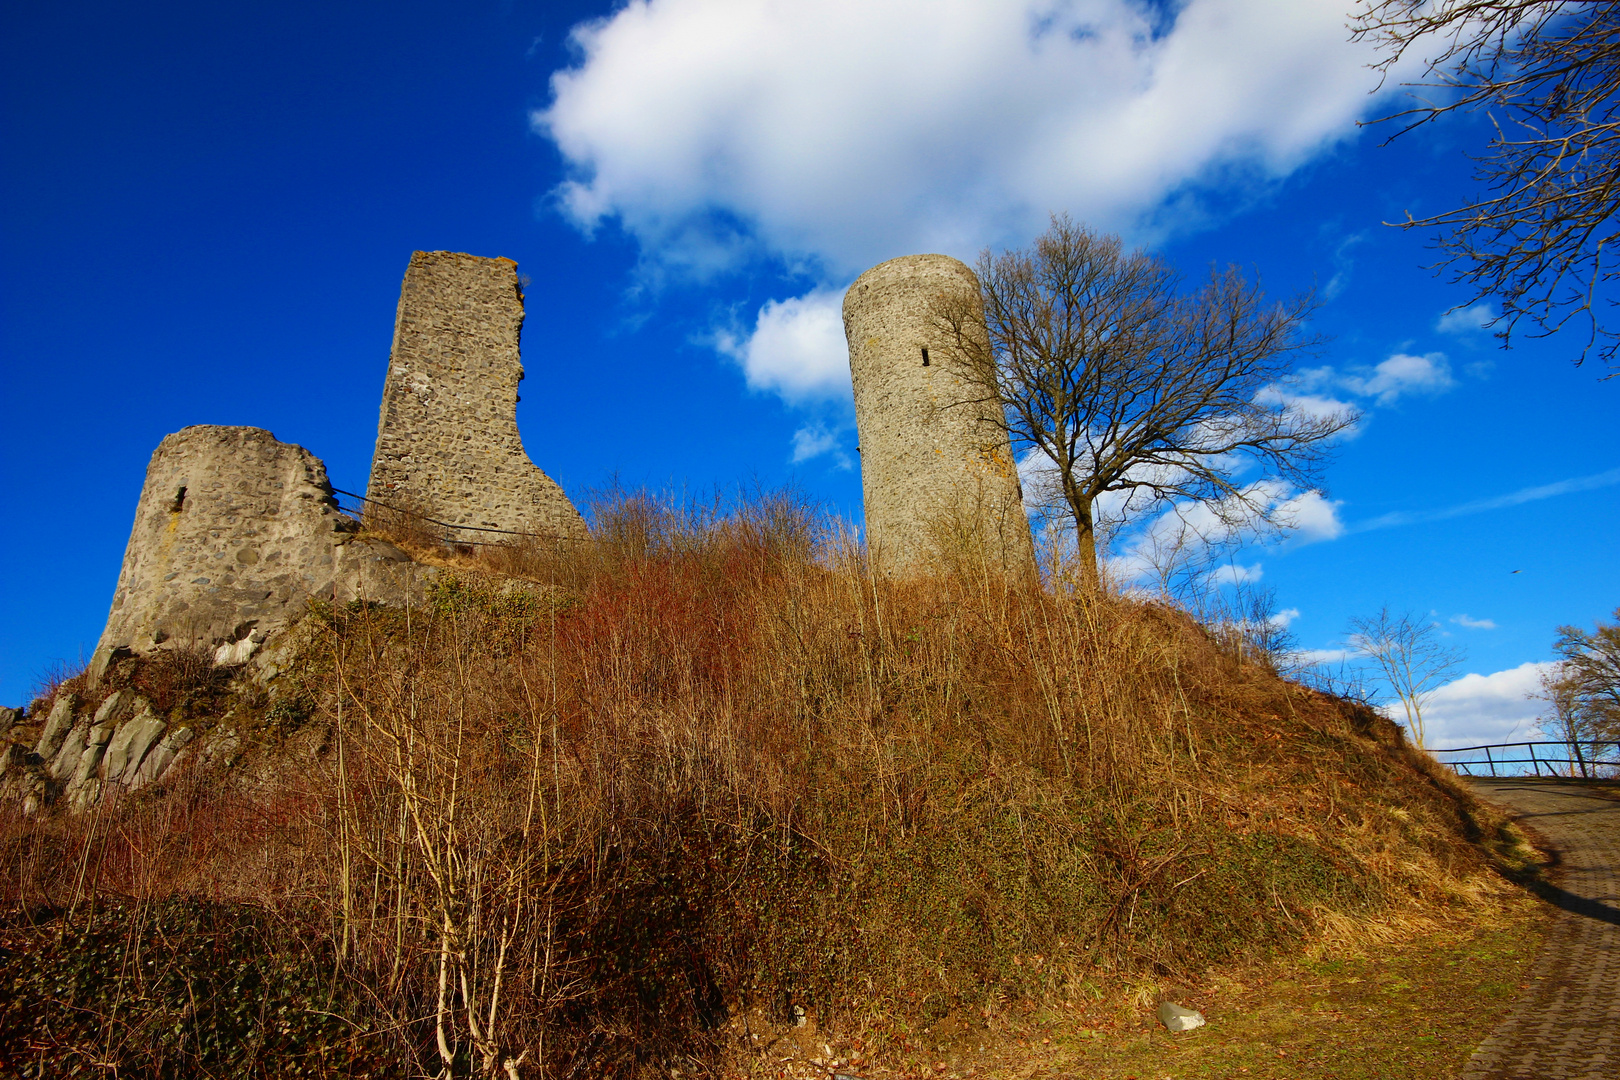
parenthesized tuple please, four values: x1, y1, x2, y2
(367, 251, 587, 543)
(91, 425, 429, 677)
(843, 254, 1034, 577)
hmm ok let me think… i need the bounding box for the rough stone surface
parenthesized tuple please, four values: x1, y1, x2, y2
(50, 722, 89, 781)
(0, 706, 20, 739)
(843, 254, 1034, 576)
(34, 695, 77, 760)
(67, 722, 114, 792)
(330, 536, 435, 609)
(90, 426, 355, 673)
(1460, 779, 1620, 1079)
(132, 726, 195, 788)
(90, 426, 437, 679)
(366, 251, 587, 545)
(92, 690, 137, 730)
(103, 709, 166, 787)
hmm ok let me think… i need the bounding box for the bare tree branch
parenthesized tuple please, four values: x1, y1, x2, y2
(1346, 606, 1465, 748)
(1355, 0, 1620, 374)
(1553, 605, 1620, 736)
(933, 215, 1357, 588)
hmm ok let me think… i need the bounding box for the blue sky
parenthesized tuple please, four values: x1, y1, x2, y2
(2, 0, 1615, 747)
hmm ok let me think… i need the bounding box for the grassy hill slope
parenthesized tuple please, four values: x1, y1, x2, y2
(0, 493, 1537, 1078)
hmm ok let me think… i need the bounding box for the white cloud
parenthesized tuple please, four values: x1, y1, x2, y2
(1450, 614, 1497, 630)
(1350, 465, 1620, 533)
(1282, 352, 1457, 411)
(1104, 479, 1343, 585)
(714, 289, 850, 404)
(1208, 561, 1264, 586)
(1422, 662, 1555, 750)
(1270, 606, 1301, 629)
(1295, 646, 1353, 665)
(1258, 383, 1363, 430)
(537, 0, 1395, 276)
(1340, 352, 1455, 405)
(1437, 302, 1495, 335)
(789, 423, 853, 469)
(1273, 488, 1346, 545)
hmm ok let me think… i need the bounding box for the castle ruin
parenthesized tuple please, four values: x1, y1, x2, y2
(843, 254, 1034, 576)
(8, 248, 1045, 814)
(89, 425, 430, 679)
(367, 251, 587, 543)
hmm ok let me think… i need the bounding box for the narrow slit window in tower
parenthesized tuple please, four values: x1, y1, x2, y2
(170, 486, 187, 513)
(921, 347, 930, 366)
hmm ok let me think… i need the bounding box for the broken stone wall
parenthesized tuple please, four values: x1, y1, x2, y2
(91, 425, 430, 677)
(366, 251, 588, 544)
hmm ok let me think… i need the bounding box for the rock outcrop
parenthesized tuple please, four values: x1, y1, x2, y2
(3, 688, 203, 814)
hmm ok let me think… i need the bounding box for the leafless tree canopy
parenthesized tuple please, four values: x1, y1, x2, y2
(934, 215, 1356, 586)
(1551, 606, 1620, 736)
(1347, 606, 1465, 748)
(1355, 0, 1620, 372)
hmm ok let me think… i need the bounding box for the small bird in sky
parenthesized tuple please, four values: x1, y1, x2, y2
(1511, 570, 1522, 574)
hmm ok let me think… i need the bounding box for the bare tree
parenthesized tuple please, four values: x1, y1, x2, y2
(1347, 607, 1465, 748)
(1553, 605, 1620, 737)
(934, 215, 1357, 588)
(1354, 0, 1620, 372)
(1533, 663, 1594, 773)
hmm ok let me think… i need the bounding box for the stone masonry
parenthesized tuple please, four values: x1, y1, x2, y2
(366, 251, 587, 543)
(90, 425, 430, 678)
(843, 254, 1034, 576)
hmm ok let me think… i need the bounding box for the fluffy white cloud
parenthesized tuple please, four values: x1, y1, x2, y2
(537, 0, 1393, 276)
(1289, 352, 1458, 408)
(1340, 352, 1455, 405)
(713, 289, 850, 404)
(1104, 479, 1344, 584)
(1450, 614, 1497, 630)
(1257, 379, 1363, 433)
(1295, 646, 1353, 665)
(1421, 662, 1555, 750)
(1437, 302, 1495, 334)
(1273, 488, 1345, 544)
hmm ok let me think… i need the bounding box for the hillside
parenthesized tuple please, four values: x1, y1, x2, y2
(0, 493, 1537, 1078)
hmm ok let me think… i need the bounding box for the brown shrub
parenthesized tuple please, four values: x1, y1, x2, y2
(0, 488, 1524, 1078)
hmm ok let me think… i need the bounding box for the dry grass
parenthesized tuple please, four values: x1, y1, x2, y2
(0, 488, 1535, 1078)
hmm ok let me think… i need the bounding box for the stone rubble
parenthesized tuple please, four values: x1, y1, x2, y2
(2, 687, 205, 814)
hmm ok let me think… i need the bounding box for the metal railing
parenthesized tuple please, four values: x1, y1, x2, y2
(329, 487, 587, 548)
(1430, 739, 1620, 779)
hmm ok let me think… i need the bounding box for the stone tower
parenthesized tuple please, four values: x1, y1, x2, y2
(843, 254, 1034, 576)
(90, 426, 423, 677)
(367, 251, 587, 543)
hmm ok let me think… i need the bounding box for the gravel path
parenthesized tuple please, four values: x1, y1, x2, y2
(1460, 778, 1620, 1080)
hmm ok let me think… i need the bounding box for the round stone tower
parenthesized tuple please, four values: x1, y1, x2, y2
(843, 254, 1034, 577)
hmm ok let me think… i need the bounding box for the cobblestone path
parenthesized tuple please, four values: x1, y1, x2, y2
(1460, 778, 1620, 1080)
